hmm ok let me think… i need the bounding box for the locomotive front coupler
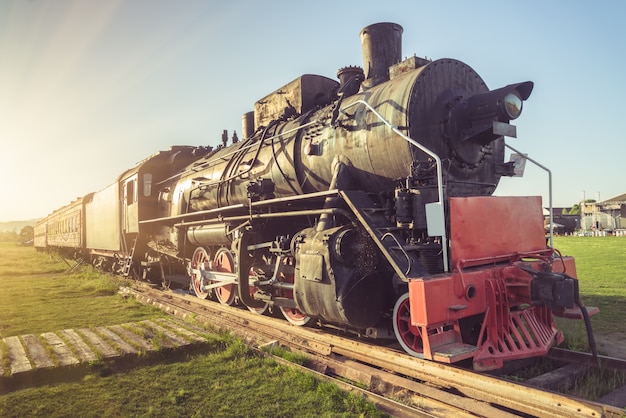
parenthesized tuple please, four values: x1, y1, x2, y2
(517, 263, 598, 359)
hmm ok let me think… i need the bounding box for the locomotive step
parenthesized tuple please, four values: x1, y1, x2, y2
(554, 306, 600, 320)
(0, 318, 210, 388)
(431, 342, 479, 363)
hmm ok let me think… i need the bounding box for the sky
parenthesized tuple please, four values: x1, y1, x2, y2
(0, 0, 624, 221)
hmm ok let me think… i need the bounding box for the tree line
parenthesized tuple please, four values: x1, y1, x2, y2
(0, 226, 34, 244)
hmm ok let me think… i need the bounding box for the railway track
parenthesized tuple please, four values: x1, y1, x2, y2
(123, 283, 625, 417)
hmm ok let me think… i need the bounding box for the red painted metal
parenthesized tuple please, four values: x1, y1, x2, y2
(449, 196, 546, 267)
(408, 196, 580, 369)
(472, 276, 562, 371)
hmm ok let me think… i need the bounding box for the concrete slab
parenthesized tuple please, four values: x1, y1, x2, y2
(141, 320, 193, 346)
(76, 328, 118, 359)
(108, 325, 155, 352)
(525, 364, 588, 391)
(3, 336, 32, 374)
(96, 327, 138, 355)
(0, 318, 211, 384)
(21, 334, 55, 369)
(155, 318, 208, 343)
(40, 332, 79, 366)
(60, 329, 98, 363)
(123, 322, 177, 349)
(598, 383, 626, 408)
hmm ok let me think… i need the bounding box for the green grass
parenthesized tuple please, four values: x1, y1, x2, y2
(1, 237, 624, 413)
(0, 244, 166, 338)
(0, 244, 386, 417)
(0, 243, 67, 277)
(504, 236, 626, 401)
(0, 343, 383, 417)
(553, 236, 626, 335)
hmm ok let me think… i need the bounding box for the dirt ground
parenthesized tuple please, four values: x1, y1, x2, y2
(594, 332, 626, 359)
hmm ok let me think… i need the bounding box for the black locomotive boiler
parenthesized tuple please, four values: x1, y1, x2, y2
(37, 23, 597, 370)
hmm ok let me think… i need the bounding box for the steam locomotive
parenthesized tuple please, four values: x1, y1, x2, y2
(35, 22, 597, 370)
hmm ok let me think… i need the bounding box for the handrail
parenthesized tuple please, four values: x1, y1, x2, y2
(505, 143, 554, 248)
(157, 119, 322, 186)
(340, 99, 449, 273)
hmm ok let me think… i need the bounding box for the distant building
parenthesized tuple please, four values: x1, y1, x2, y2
(580, 193, 626, 234)
(550, 208, 579, 234)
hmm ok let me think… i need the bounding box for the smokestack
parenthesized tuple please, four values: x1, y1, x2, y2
(242, 111, 254, 139)
(359, 22, 403, 88)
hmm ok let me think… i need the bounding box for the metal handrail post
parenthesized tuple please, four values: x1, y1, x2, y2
(504, 143, 553, 248)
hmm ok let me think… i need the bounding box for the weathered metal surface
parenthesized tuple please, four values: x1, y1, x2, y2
(549, 347, 626, 373)
(449, 196, 546, 265)
(360, 23, 403, 86)
(254, 75, 338, 129)
(34, 21, 596, 375)
(43, 197, 86, 249)
(85, 183, 121, 251)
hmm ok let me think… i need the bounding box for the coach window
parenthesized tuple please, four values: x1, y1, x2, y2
(143, 173, 152, 197)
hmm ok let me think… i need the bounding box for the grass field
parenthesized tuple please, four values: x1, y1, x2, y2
(0, 238, 624, 414)
(0, 243, 383, 417)
(0, 243, 165, 338)
(1, 341, 382, 417)
(553, 236, 626, 335)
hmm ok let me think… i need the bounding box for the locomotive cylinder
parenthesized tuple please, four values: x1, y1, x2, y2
(186, 224, 231, 247)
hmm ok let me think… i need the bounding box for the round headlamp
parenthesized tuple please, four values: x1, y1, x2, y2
(503, 92, 523, 120)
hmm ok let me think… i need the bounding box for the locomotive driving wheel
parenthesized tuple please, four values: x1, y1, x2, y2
(190, 247, 211, 299)
(280, 306, 310, 326)
(213, 248, 236, 306)
(393, 293, 425, 357)
(247, 268, 269, 315)
(277, 258, 310, 326)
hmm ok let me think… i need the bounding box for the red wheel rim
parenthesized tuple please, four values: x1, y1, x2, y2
(247, 268, 269, 314)
(279, 306, 310, 326)
(393, 293, 424, 356)
(213, 248, 235, 306)
(191, 247, 210, 299)
(277, 259, 310, 326)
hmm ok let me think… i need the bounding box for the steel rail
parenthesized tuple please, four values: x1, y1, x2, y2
(125, 284, 623, 417)
(548, 347, 626, 373)
(127, 286, 500, 417)
(125, 286, 448, 416)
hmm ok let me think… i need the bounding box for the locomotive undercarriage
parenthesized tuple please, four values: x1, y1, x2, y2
(162, 185, 598, 371)
(175, 181, 449, 340)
